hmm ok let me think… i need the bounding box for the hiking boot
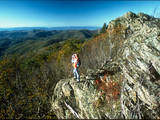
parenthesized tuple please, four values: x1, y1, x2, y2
(72, 77, 76, 80)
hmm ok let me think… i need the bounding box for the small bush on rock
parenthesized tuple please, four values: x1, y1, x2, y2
(95, 74, 120, 101)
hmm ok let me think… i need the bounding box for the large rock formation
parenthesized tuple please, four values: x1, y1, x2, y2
(52, 70, 121, 119)
(51, 12, 160, 119)
(119, 12, 160, 119)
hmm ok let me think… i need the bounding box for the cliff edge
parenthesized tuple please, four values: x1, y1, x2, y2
(51, 12, 160, 119)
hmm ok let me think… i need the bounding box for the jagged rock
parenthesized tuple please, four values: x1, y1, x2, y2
(51, 11, 160, 119)
(118, 11, 160, 119)
(52, 74, 121, 119)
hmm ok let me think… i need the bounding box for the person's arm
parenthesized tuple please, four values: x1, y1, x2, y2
(71, 55, 74, 63)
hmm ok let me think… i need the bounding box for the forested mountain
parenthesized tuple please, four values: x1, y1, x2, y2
(0, 26, 98, 119)
(0, 29, 97, 39)
(0, 29, 97, 57)
(0, 12, 159, 119)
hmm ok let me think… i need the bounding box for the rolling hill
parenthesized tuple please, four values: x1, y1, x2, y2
(0, 29, 97, 57)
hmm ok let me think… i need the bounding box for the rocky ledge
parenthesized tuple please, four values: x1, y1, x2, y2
(52, 69, 122, 119)
(51, 12, 160, 119)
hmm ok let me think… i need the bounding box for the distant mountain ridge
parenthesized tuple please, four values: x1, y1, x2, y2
(0, 29, 97, 56)
(0, 26, 101, 31)
(0, 29, 97, 39)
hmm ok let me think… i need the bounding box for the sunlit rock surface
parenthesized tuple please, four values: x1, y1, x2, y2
(52, 12, 160, 119)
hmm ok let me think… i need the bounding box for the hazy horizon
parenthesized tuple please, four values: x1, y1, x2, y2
(0, 26, 101, 28)
(0, 26, 101, 31)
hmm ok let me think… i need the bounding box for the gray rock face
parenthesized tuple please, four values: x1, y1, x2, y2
(119, 12, 160, 119)
(51, 12, 160, 119)
(52, 77, 100, 119)
(52, 72, 121, 119)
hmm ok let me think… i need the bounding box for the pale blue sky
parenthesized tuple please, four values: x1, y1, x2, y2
(0, 0, 159, 28)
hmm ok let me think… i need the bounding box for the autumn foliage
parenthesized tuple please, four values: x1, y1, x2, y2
(0, 23, 126, 118)
(0, 38, 84, 119)
(95, 74, 120, 101)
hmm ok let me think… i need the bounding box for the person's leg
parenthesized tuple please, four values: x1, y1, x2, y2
(75, 68, 80, 81)
(73, 68, 77, 78)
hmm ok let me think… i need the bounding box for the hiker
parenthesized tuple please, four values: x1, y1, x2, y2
(71, 54, 80, 82)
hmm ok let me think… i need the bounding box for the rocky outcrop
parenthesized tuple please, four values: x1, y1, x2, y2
(118, 12, 160, 119)
(51, 12, 160, 119)
(52, 69, 121, 119)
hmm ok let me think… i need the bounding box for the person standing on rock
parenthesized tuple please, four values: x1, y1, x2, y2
(71, 54, 80, 82)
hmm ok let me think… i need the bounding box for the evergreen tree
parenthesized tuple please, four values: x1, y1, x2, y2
(100, 23, 107, 33)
